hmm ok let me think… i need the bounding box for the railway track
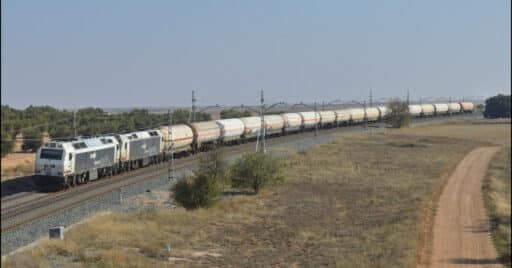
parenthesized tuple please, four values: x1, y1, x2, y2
(1, 192, 35, 203)
(0, 114, 477, 236)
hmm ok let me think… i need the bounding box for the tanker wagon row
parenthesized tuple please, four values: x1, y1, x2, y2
(408, 102, 474, 118)
(35, 101, 474, 187)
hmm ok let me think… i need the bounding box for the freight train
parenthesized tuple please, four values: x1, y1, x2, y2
(35, 102, 474, 186)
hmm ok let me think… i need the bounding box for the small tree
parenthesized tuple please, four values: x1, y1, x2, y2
(1, 128, 14, 157)
(172, 148, 225, 209)
(385, 99, 410, 128)
(231, 152, 283, 194)
(172, 172, 221, 209)
(21, 128, 43, 152)
(484, 94, 511, 118)
(198, 146, 228, 184)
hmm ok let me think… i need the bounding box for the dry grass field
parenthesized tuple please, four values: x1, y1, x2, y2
(2, 120, 510, 268)
(483, 146, 511, 267)
(1, 153, 35, 180)
(396, 119, 511, 146)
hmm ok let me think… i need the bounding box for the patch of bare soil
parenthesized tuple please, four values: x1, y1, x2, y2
(430, 147, 502, 268)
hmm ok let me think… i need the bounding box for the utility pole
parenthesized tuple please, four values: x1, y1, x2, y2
(406, 90, 410, 105)
(73, 111, 77, 138)
(168, 110, 175, 181)
(191, 90, 197, 123)
(314, 101, 318, 137)
(255, 90, 266, 153)
(369, 89, 373, 107)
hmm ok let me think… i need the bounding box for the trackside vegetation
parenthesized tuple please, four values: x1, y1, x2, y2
(219, 108, 252, 119)
(230, 152, 284, 194)
(482, 146, 511, 267)
(484, 94, 511, 119)
(172, 149, 226, 209)
(385, 99, 410, 128)
(173, 149, 283, 209)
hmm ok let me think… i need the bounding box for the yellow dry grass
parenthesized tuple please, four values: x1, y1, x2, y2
(3, 121, 510, 267)
(395, 119, 511, 146)
(483, 146, 511, 267)
(1, 153, 35, 180)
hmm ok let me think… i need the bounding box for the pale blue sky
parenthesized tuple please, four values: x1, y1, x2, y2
(1, 0, 510, 109)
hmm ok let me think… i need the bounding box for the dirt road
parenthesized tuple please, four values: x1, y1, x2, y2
(430, 147, 502, 267)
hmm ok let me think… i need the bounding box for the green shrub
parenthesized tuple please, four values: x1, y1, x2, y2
(231, 152, 283, 194)
(172, 148, 225, 209)
(1, 128, 14, 157)
(21, 128, 43, 152)
(172, 172, 221, 209)
(484, 94, 511, 118)
(385, 99, 410, 128)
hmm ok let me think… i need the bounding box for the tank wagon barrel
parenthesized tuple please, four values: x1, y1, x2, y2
(350, 108, 365, 123)
(216, 118, 245, 143)
(299, 111, 320, 130)
(433, 103, 449, 115)
(335, 109, 352, 125)
(189, 121, 221, 151)
(159, 125, 194, 155)
(420, 104, 435, 117)
(318, 111, 336, 127)
(365, 107, 380, 122)
(408, 105, 422, 117)
(281, 113, 302, 134)
(240, 116, 261, 140)
(459, 102, 474, 113)
(448, 102, 462, 113)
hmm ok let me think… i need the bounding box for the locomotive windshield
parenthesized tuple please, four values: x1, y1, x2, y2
(40, 148, 63, 160)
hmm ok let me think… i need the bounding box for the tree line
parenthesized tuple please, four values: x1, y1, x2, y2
(1, 105, 210, 156)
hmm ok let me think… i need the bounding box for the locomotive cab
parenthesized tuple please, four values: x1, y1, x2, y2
(35, 142, 74, 179)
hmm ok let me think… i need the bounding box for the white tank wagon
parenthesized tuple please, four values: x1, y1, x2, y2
(299, 111, 320, 129)
(240, 116, 261, 139)
(377, 106, 388, 120)
(216, 118, 245, 143)
(188, 121, 221, 151)
(408, 105, 422, 117)
(159, 125, 194, 155)
(318, 111, 336, 127)
(459, 102, 474, 113)
(448, 102, 462, 114)
(433, 103, 449, 115)
(350, 108, 365, 123)
(281, 113, 302, 134)
(420, 104, 435, 117)
(35, 136, 120, 186)
(335, 109, 352, 125)
(115, 130, 162, 171)
(365, 107, 380, 122)
(264, 115, 285, 135)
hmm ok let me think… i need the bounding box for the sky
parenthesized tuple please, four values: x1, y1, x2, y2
(1, 0, 510, 109)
